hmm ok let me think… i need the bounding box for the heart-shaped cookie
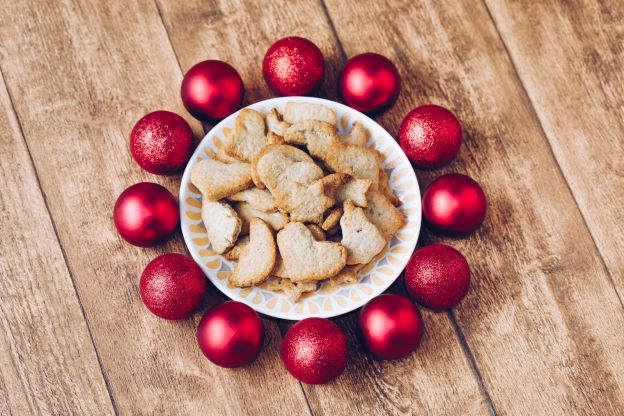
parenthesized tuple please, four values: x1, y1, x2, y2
(224, 108, 267, 162)
(276, 222, 347, 282)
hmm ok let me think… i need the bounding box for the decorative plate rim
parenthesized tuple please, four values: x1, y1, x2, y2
(180, 96, 421, 320)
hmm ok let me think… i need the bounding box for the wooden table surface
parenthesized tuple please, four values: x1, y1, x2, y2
(1, 0, 623, 414)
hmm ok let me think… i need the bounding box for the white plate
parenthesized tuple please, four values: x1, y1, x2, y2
(180, 97, 420, 320)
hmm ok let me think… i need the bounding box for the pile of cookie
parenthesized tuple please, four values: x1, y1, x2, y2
(191, 102, 405, 301)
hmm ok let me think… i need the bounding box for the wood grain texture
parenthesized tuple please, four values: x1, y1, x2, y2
(0, 1, 309, 414)
(484, 0, 624, 300)
(323, 0, 624, 414)
(156, 0, 489, 414)
(0, 71, 114, 414)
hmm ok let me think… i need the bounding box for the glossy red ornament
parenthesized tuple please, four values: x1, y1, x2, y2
(181, 60, 244, 121)
(113, 182, 178, 247)
(399, 104, 462, 169)
(359, 294, 423, 360)
(281, 318, 348, 384)
(405, 244, 471, 310)
(338, 52, 401, 113)
(197, 301, 264, 368)
(263, 36, 325, 96)
(130, 111, 193, 175)
(140, 253, 206, 320)
(422, 174, 486, 236)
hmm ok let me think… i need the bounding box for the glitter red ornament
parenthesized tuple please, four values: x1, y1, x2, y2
(197, 301, 264, 368)
(113, 182, 178, 247)
(281, 318, 348, 384)
(263, 36, 325, 96)
(181, 60, 244, 121)
(130, 111, 193, 175)
(399, 104, 462, 169)
(338, 52, 401, 113)
(405, 244, 471, 310)
(139, 253, 206, 320)
(422, 173, 487, 236)
(359, 294, 423, 360)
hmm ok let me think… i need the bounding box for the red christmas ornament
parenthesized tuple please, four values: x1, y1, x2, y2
(359, 294, 423, 360)
(281, 318, 348, 384)
(197, 301, 264, 368)
(263, 36, 325, 96)
(113, 182, 178, 247)
(181, 60, 244, 121)
(405, 244, 471, 310)
(399, 104, 462, 169)
(422, 173, 486, 236)
(130, 111, 193, 175)
(140, 253, 206, 320)
(338, 52, 401, 113)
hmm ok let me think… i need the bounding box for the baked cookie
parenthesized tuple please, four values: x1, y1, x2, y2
(363, 189, 406, 240)
(224, 235, 250, 261)
(227, 187, 277, 212)
(276, 222, 347, 282)
(266, 132, 285, 144)
(215, 147, 244, 163)
(266, 108, 290, 136)
(284, 120, 339, 159)
(307, 224, 326, 241)
(340, 200, 386, 265)
(234, 202, 289, 233)
(378, 168, 401, 206)
(229, 218, 276, 287)
(327, 266, 359, 289)
(341, 121, 368, 147)
(274, 179, 335, 223)
(225, 109, 267, 162)
(324, 143, 382, 187)
(252, 144, 322, 189)
(261, 276, 317, 302)
(201, 198, 242, 254)
(191, 158, 253, 200)
(322, 173, 371, 207)
(284, 102, 337, 125)
(321, 206, 343, 231)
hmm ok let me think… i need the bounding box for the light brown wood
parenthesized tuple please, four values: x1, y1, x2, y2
(2, 0, 624, 414)
(0, 1, 309, 415)
(484, 0, 624, 300)
(323, 0, 624, 414)
(0, 70, 114, 414)
(156, 1, 489, 414)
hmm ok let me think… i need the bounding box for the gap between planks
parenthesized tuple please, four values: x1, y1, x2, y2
(481, 0, 624, 312)
(0, 65, 120, 416)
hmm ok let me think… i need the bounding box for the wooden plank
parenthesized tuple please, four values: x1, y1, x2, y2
(0, 70, 115, 414)
(0, 1, 310, 414)
(484, 0, 624, 300)
(156, 1, 490, 414)
(323, 0, 624, 414)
